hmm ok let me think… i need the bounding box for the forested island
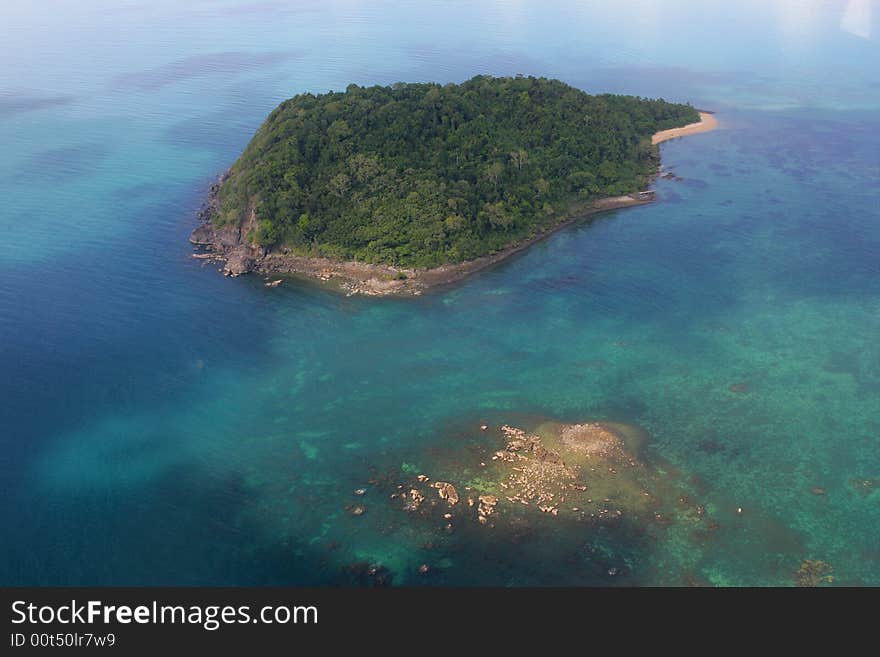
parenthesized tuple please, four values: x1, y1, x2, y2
(190, 75, 706, 294)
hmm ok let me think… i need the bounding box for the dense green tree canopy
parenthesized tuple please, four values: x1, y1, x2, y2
(215, 75, 699, 267)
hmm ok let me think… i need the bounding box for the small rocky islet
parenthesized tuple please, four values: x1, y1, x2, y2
(342, 419, 713, 584)
(336, 418, 834, 586)
(373, 420, 707, 531)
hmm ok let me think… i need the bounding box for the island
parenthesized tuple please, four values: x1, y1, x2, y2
(190, 75, 713, 295)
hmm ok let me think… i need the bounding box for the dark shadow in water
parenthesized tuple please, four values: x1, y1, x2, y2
(110, 51, 305, 92)
(659, 189, 684, 203)
(0, 464, 240, 584)
(679, 177, 710, 189)
(0, 92, 75, 118)
(14, 144, 111, 184)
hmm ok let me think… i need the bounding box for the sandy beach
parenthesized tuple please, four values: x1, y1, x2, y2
(651, 111, 718, 144)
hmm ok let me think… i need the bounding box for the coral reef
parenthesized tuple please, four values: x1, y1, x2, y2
(794, 560, 834, 587)
(377, 420, 710, 537)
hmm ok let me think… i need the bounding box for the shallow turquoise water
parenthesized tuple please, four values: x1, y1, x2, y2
(1, 1, 879, 585)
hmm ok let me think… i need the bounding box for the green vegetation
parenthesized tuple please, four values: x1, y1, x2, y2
(215, 75, 699, 267)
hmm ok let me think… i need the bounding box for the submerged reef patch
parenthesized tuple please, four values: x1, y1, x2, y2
(794, 559, 834, 587)
(381, 420, 694, 529)
(357, 419, 721, 583)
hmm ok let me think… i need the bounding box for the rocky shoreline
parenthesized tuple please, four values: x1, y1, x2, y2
(190, 110, 717, 297)
(189, 185, 656, 296)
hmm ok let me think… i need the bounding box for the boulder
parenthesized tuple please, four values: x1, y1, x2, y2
(478, 495, 498, 518)
(224, 247, 255, 276)
(432, 481, 459, 505)
(403, 488, 425, 512)
(189, 223, 216, 245)
(190, 222, 241, 250)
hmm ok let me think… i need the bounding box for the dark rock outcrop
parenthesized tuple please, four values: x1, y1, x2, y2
(189, 223, 217, 245)
(223, 246, 255, 277)
(189, 176, 258, 277)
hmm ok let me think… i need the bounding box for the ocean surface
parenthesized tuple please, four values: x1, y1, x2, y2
(2, 0, 878, 586)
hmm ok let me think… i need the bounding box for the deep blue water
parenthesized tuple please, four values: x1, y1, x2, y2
(1, 0, 879, 586)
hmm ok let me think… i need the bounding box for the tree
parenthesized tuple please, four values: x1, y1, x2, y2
(255, 220, 280, 246)
(328, 172, 351, 198)
(213, 76, 700, 267)
(481, 201, 514, 230)
(485, 161, 504, 187)
(509, 149, 528, 170)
